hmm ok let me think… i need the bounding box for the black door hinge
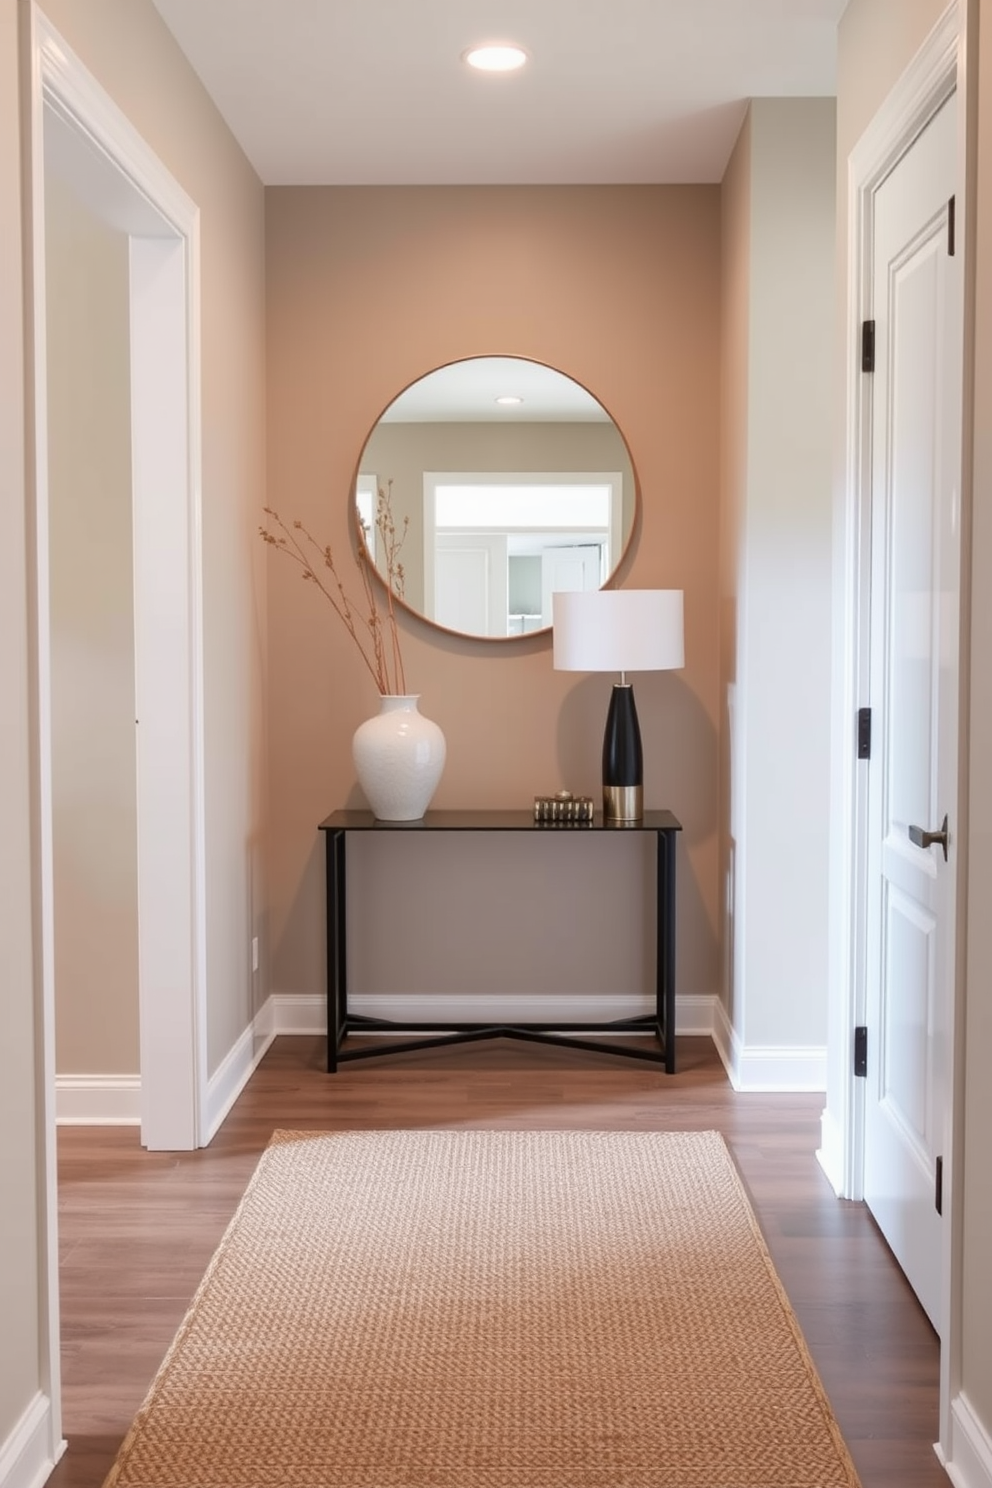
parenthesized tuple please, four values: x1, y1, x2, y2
(948, 196, 956, 256)
(854, 1025, 868, 1077)
(857, 707, 872, 760)
(862, 319, 876, 373)
(935, 1155, 943, 1215)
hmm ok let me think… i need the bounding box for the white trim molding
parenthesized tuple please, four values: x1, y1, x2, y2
(816, 1106, 847, 1196)
(831, 0, 959, 1198)
(270, 993, 327, 1036)
(30, 5, 207, 1156)
(269, 990, 719, 1040)
(0, 1391, 63, 1488)
(712, 1000, 827, 1093)
(55, 1075, 141, 1126)
(202, 1008, 276, 1144)
(830, 0, 965, 1461)
(939, 1391, 992, 1488)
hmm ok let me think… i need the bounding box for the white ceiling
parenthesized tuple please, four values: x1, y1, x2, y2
(150, 0, 848, 186)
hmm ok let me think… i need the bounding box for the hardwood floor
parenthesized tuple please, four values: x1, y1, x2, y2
(50, 1034, 948, 1487)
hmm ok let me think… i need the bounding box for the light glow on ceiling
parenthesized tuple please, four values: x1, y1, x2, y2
(463, 44, 528, 73)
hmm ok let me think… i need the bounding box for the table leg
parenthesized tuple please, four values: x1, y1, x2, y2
(657, 828, 677, 1074)
(325, 828, 347, 1072)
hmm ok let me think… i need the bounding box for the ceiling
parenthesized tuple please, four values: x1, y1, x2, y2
(149, 0, 848, 186)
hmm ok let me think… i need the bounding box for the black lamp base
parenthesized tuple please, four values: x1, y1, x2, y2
(602, 683, 644, 824)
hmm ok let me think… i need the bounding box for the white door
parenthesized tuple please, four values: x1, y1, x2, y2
(863, 93, 961, 1332)
(540, 543, 602, 626)
(434, 533, 509, 635)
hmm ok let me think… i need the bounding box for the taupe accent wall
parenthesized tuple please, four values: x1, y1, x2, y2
(265, 186, 722, 1007)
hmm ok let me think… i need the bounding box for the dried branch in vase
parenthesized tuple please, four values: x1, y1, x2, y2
(259, 480, 409, 696)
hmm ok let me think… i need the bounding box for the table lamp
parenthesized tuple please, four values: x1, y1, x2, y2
(552, 589, 685, 824)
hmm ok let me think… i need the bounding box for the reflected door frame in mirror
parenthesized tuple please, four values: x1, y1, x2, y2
(354, 356, 639, 641)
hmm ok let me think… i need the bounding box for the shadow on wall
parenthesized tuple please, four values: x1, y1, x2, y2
(556, 671, 720, 1000)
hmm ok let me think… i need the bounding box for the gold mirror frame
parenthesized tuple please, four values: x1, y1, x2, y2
(353, 356, 639, 641)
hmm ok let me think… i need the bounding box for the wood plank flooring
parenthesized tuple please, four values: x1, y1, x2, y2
(50, 1034, 948, 1487)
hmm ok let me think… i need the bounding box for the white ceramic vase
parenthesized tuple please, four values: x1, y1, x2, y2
(352, 694, 446, 821)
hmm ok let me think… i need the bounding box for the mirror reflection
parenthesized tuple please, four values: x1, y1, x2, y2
(355, 357, 637, 639)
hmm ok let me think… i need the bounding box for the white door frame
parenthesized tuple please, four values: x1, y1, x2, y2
(830, 0, 965, 1465)
(27, 1, 208, 1176)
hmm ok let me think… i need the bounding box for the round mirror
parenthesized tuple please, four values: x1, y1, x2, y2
(354, 356, 638, 640)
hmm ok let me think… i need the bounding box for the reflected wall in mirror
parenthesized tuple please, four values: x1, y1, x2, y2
(355, 357, 638, 639)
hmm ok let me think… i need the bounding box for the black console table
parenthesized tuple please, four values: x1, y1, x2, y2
(317, 809, 682, 1073)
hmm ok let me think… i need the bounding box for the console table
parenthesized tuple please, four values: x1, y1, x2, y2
(317, 809, 681, 1073)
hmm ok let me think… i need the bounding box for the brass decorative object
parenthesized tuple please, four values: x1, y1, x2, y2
(533, 791, 595, 824)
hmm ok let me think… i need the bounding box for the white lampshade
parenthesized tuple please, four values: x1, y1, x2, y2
(552, 589, 684, 673)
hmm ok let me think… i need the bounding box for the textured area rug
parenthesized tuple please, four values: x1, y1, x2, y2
(104, 1129, 862, 1488)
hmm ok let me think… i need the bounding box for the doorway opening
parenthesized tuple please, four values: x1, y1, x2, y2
(28, 16, 208, 1150)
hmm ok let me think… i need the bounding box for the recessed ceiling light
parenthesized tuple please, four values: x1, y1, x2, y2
(495, 395, 523, 406)
(464, 44, 528, 73)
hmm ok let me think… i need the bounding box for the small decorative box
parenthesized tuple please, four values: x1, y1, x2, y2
(533, 791, 595, 824)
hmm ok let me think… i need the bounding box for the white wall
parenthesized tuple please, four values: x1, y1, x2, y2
(720, 98, 837, 1080)
(45, 171, 140, 1077)
(719, 109, 751, 1036)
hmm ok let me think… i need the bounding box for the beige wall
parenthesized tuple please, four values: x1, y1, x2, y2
(719, 99, 836, 1054)
(0, 0, 46, 1457)
(45, 172, 139, 1076)
(265, 185, 721, 1007)
(37, 0, 269, 1070)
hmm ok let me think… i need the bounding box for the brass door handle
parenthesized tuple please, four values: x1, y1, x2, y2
(908, 813, 949, 862)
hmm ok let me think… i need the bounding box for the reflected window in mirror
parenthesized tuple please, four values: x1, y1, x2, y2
(354, 357, 638, 641)
(426, 472, 621, 636)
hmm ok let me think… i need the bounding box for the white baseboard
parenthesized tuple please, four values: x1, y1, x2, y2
(270, 991, 719, 1037)
(0, 1392, 64, 1488)
(54, 1001, 279, 1140)
(270, 992, 326, 1035)
(712, 998, 826, 1092)
(202, 1001, 277, 1144)
(675, 993, 716, 1036)
(941, 1391, 992, 1488)
(816, 1106, 846, 1197)
(55, 1075, 140, 1125)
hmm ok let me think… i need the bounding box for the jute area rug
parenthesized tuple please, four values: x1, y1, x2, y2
(104, 1129, 862, 1488)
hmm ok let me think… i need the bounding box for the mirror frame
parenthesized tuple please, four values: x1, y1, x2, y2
(351, 356, 640, 642)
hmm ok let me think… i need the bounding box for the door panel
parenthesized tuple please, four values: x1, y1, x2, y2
(863, 93, 960, 1333)
(540, 543, 601, 626)
(434, 534, 508, 636)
